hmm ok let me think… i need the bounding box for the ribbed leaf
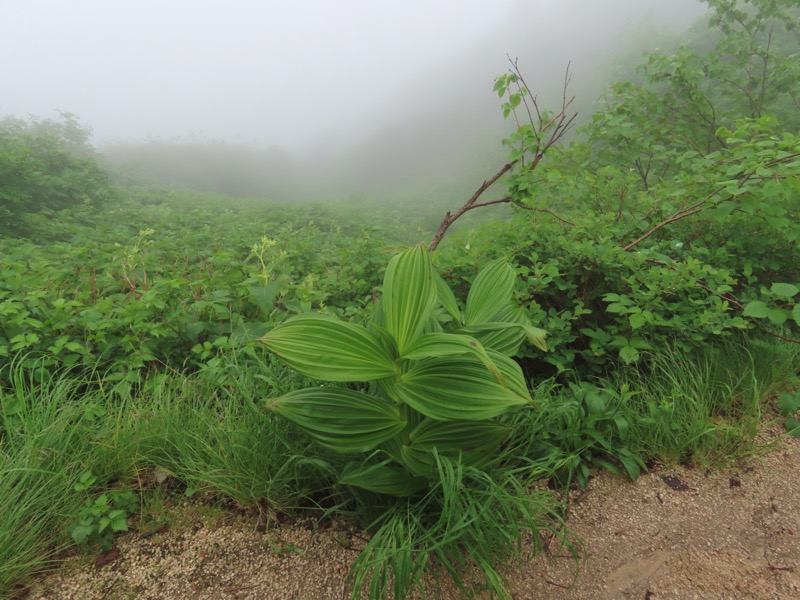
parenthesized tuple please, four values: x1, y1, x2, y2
(382, 246, 437, 355)
(368, 322, 399, 358)
(465, 303, 527, 355)
(409, 419, 509, 449)
(399, 419, 510, 475)
(401, 332, 503, 383)
(486, 349, 532, 401)
(461, 321, 548, 353)
(433, 271, 462, 324)
(464, 259, 516, 325)
(522, 323, 548, 352)
(396, 357, 529, 421)
(266, 388, 406, 453)
(340, 460, 428, 497)
(257, 313, 398, 381)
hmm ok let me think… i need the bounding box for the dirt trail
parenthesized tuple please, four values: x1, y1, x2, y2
(22, 425, 800, 600)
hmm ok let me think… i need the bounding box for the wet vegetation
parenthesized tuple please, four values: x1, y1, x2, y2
(2, 1, 800, 598)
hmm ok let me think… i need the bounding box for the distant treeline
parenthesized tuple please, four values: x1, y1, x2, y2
(101, 140, 301, 201)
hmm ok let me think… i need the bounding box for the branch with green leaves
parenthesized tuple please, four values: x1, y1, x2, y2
(428, 61, 577, 251)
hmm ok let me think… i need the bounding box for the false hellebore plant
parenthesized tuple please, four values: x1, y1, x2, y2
(256, 246, 546, 496)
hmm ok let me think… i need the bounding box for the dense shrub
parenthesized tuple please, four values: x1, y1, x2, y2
(0, 113, 113, 236)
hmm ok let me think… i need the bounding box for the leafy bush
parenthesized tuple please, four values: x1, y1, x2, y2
(436, 0, 800, 375)
(0, 113, 113, 236)
(522, 382, 644, 489)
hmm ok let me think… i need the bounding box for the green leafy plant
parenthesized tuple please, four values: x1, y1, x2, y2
(525, 382, 645, 489)
(0, 113, 113, 237)
(70, 474, 138, 551)
(255, 245, 546, 495)
(777, 390, 800, 436)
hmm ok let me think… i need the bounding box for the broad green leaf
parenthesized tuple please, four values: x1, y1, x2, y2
(266, 388, 406, 453)
(794, 304, 800, 327)
(400, 420, 510, 475)
(396, 357, 529, 421)
(368, 322, 399, 358)
(742, 301, 769, 318)
(592, 457, 622, 476)
(401, 332, 503, 384)
(771, 283, 799, 298)
(470, 326, 525, 356)
(461, 321, 548, 353)
(463, 303, 525, 355)
(248, 281, 282, 315)
(486, 349, 532, 401)
(433, 271, 462, 324)
(613, 415, 629, 438)
(464, 259, 516, 325)
(619, 346, 639, 364)
(629, 313, 646, 329)
(257, 313, 397, 381)
(409, 419, 509, 449)
(340, 460, 427, 497)
(767, 308, 787, 325)
(382, 246, 437, 355)
(616, 450, 645, 481)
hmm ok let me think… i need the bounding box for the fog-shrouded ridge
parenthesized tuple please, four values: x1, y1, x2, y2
(2, 0, 709, 202)
(305, 0, 707, 199)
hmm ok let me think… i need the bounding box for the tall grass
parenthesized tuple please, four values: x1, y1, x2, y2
(0, 362, 98, 593)
(347, 453, 571, 600)
(0, 353, 335, 596)
(616, 335, 800, 465)
(117, 356, 339, 509)
(2, 335, 796, 598)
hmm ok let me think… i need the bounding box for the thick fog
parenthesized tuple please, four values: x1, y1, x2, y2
(2, 0, 520, 146)
(2, 0, 709, 198)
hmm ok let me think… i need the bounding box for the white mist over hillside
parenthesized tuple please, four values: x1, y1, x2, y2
(2, 0, 709, 198)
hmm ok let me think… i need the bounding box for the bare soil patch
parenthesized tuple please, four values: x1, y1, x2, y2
(21, 425, 800, 600)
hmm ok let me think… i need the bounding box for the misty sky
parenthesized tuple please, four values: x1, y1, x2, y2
(2, 0, 528, 147)
(2, 0, 706, 152)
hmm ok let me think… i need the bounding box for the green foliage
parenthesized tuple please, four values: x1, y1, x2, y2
(256, 246, 544, 495)
(0, 354, 342, 597)
(3, 4, 800, 597)
(0, 363, 105, 593)
(0, 191, 394, 385)
(0, 113, 113, 236)
(518, 382, 645, 489)
(614, 337, 797, 464)
(70, 487, 138, 551)
(436, 0, 800, 374)
(777, 390, 800, 436)
(347, 456, 569, 600)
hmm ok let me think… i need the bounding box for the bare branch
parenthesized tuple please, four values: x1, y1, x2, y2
(428, 162, 517, 251)
(428, 63, 577, 251)
(514, 203, 577, 226)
